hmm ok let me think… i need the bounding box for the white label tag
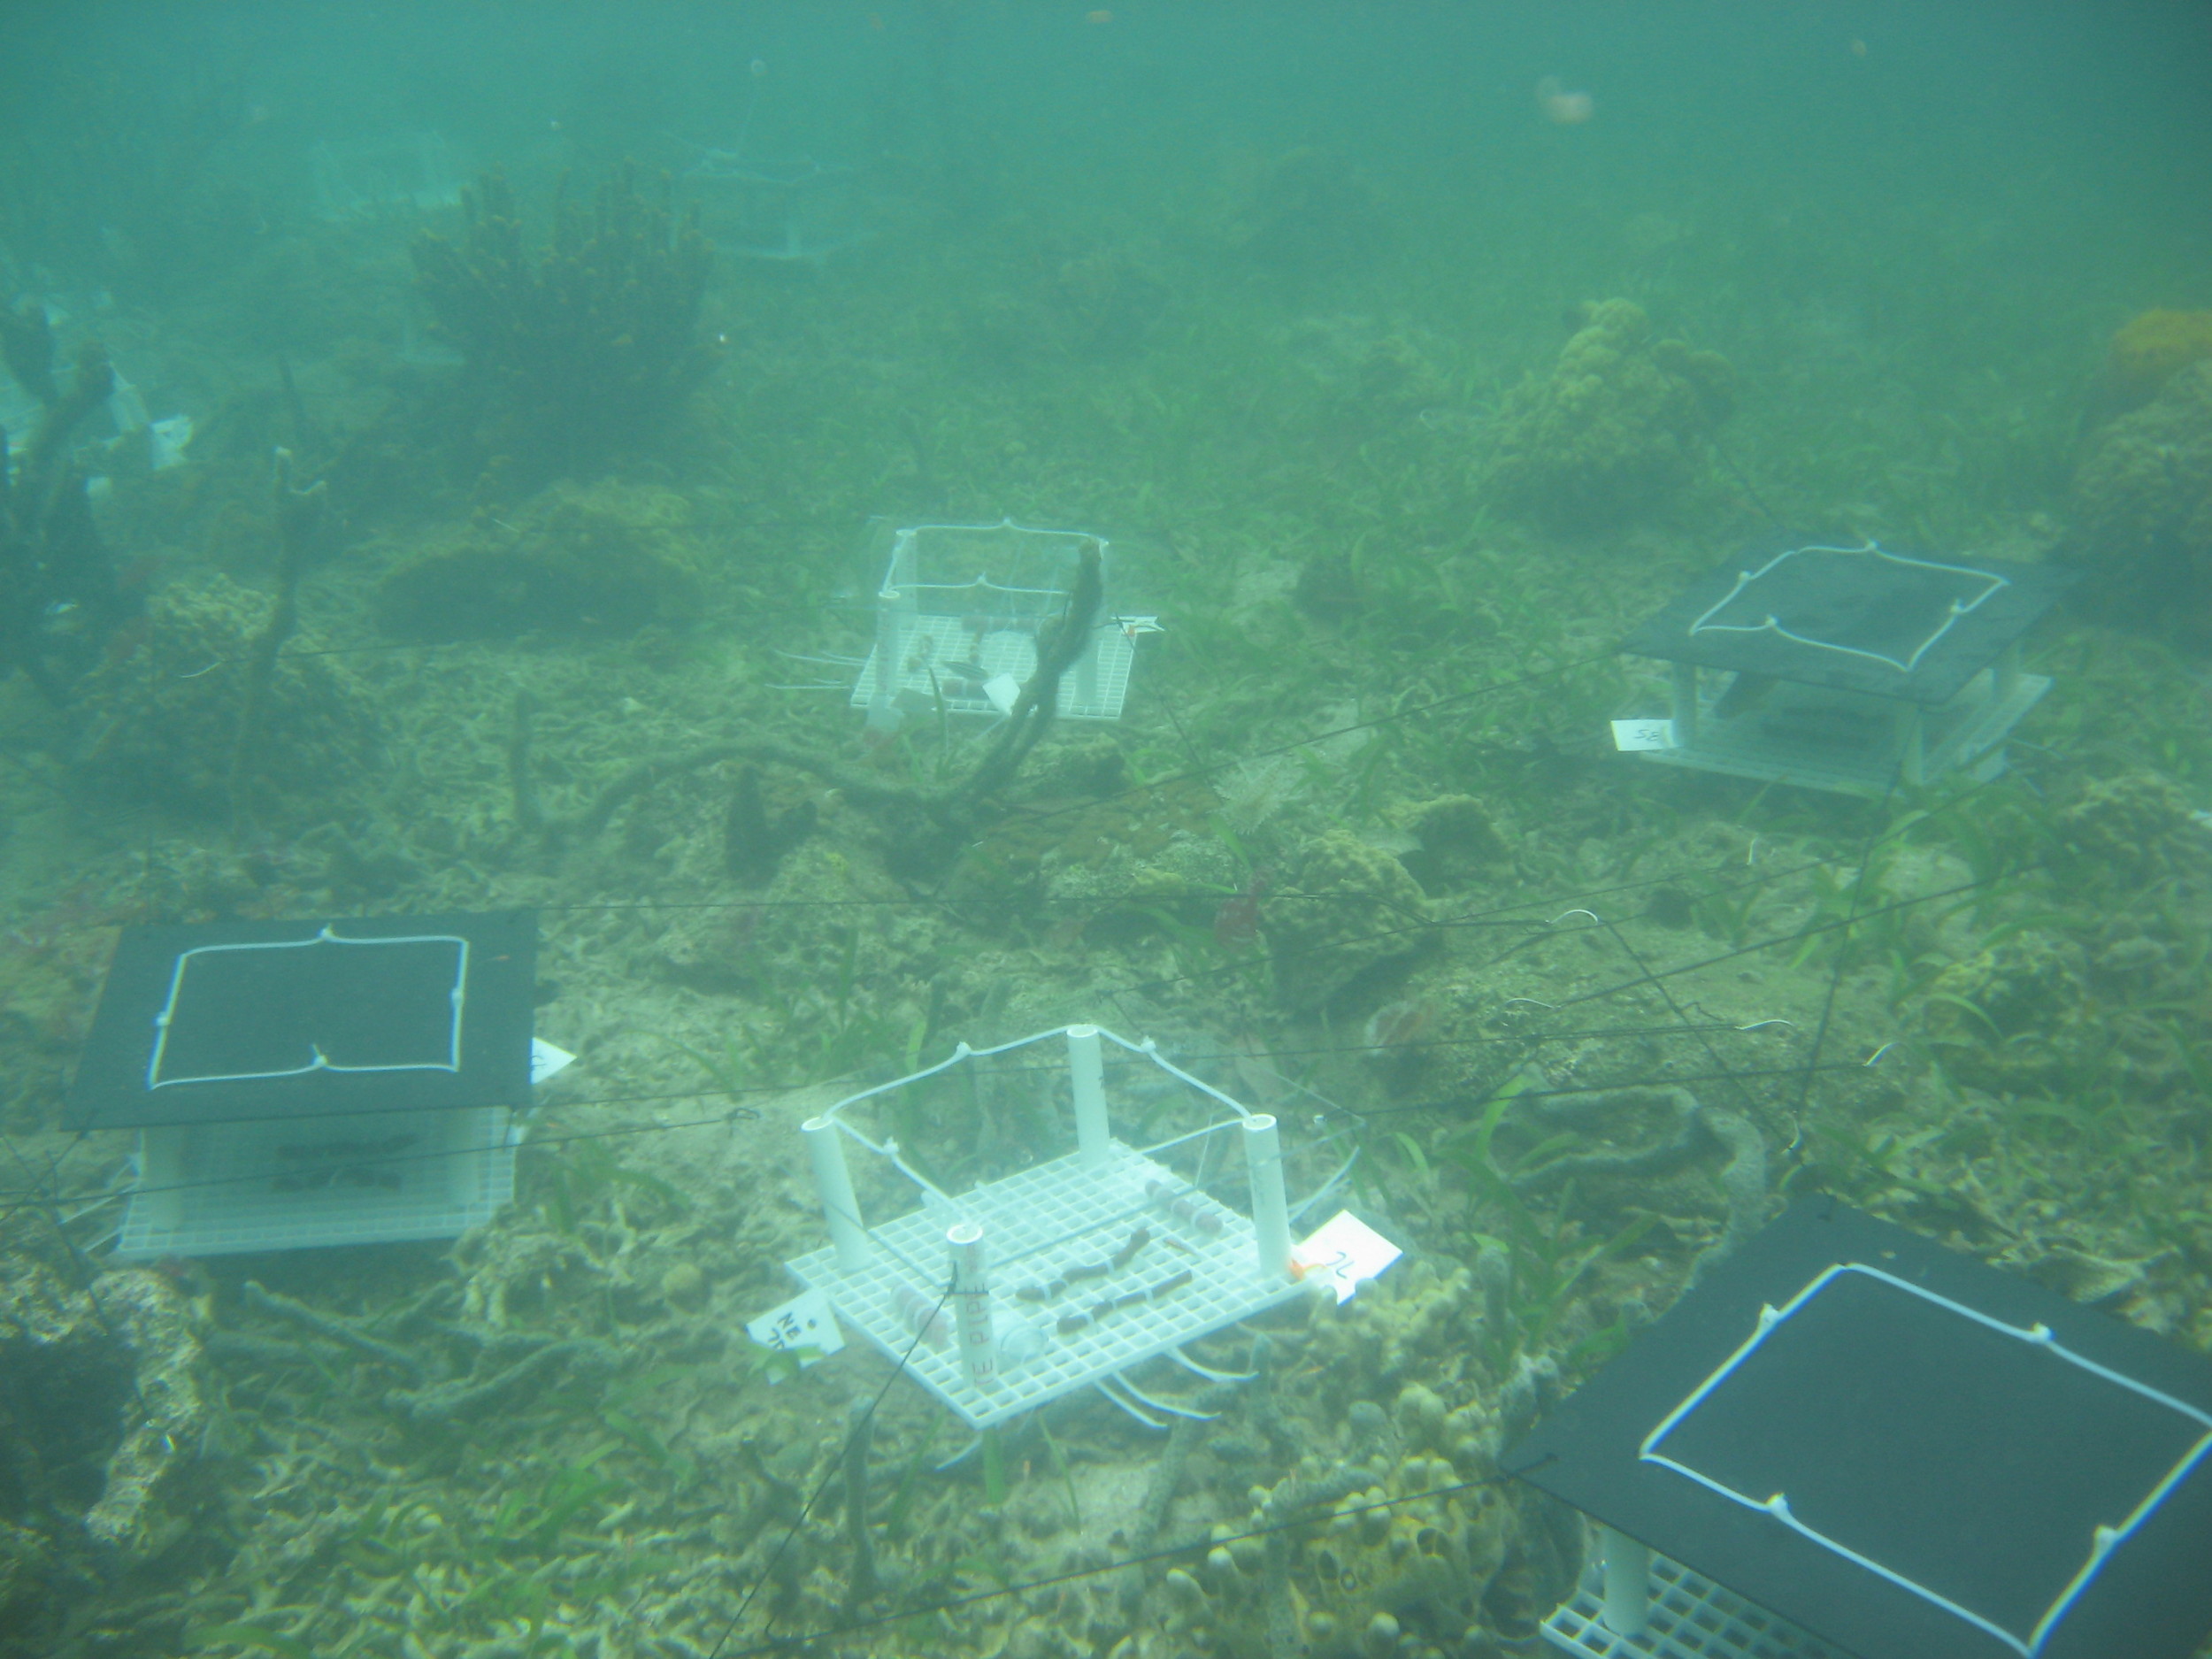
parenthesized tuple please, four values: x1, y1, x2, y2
(150, 414, 194, 471)
(746, 1288, 844, 1374)
(1293, 1210, 1402, 1305)
(1611, 718, 1678, 753)
(983, 673, 1022, 715)
(530, 1038, 577, 1085)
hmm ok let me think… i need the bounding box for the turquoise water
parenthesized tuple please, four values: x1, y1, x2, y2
(3, 6, 2210, 1658)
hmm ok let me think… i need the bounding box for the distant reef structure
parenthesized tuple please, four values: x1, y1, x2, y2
(1484, 299, 1734, 533)
(2070, 357, 2212, 645)
(411, 167, 713, 479)
(2101, 307, 2212, 412)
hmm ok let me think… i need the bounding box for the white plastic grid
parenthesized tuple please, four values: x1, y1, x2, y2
(1542, 1548, 1844, 1659)
(115, 1106, 516, 1259)
(1634, 665, 2049, 797)
(788, 1135, 1304, 1430)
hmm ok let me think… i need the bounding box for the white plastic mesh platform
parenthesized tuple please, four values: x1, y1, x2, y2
(117, 1106, 516, 1259)
(787, 1136, 1305, 1431)
(1542, 1548, 1844, 1659)
(849, 611, 1135, 722)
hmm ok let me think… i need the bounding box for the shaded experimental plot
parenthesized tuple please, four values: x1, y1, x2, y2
(4, 5, 2212, 1659)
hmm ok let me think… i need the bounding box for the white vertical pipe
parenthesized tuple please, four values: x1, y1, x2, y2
(803, 1117, 872, 1271)
(1671, 661, 1700, 746)
(1242, 1114, 1293, 1282)
(1599, 1526, 1651, 1637)
(1066, 1025, 1109, 1169)
(1899, 703, 1925, 787)
(947, 1221, 997, 1386)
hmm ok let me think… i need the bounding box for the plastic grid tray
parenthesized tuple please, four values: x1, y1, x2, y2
(787, 1137, 1304, 1429)
(117, 1106, 516, 1258)
(1542, 1549, 1844, 1659)
(850, 613, 1134, 722)
(1635, 669, 2048, 797)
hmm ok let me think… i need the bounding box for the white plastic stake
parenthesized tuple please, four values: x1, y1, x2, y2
(1072, 631, 1101, 715)
(867, 587, 904, 732)
(803, 1116, 872, 1271)
(1066, 1025, 1109, 1169)
(947, 1221, 997, 1386)
(1242, 1114, 1293, 1282)
(1671, 661, 1701, 745)
(1599, 1525, 1651, 1637)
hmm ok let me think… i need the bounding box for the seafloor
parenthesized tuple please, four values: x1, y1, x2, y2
(4, 93, 2212, 1659)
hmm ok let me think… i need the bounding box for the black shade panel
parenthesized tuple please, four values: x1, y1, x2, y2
(69, 910, 536, 1129)
(1504, 1201, 2212, 1659)
(1620, 541, 2076, 704)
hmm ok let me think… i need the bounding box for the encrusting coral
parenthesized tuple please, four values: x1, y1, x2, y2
(1485, 299, 1734, 532)
(65, 571, 378, 826)
(373, 476, 708, 641)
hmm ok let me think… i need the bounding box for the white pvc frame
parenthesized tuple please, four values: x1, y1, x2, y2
(1640, 1262, 2212, 1658)
(1688, 541, 2009, 677)
(147, 926, 468, 1090)
(799, 1023, 1294, 1294)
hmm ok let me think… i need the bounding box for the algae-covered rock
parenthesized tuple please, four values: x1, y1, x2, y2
(2055, 771, 2212, 889)
(1486, 299, 1733, 531)
(67, 572, 379, 824)
(376, 478, 706, 641)
(1394, 795, 1509, 892)
(1267, 829, 1433, 1011)
(0, 1258, 206, 1594)
(2070, 360, 2212, 643)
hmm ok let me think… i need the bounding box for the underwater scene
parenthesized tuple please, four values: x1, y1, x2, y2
(4, 4, 2212, 1656)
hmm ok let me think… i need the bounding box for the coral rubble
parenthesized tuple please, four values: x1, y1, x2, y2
(1485, 299, 1734, 531)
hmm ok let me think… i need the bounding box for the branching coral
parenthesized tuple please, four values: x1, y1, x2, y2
(412, 167, 713, 474)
